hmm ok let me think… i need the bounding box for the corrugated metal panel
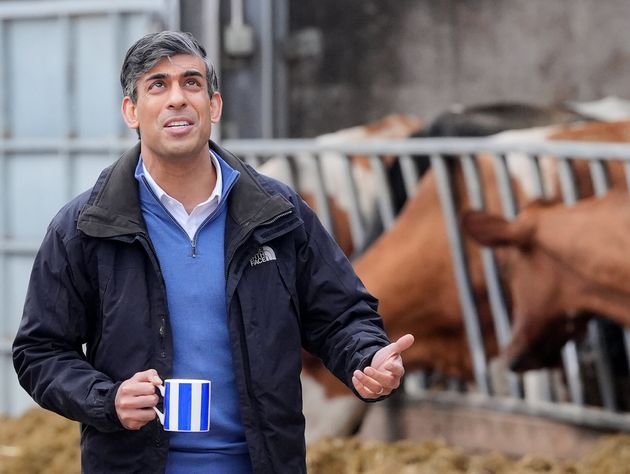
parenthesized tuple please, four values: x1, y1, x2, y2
(0, 0, 179, 416)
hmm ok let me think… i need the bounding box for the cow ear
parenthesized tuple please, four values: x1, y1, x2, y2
(461, 210, 533, 248)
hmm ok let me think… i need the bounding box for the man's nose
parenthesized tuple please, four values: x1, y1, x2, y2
(167, 83, 187, 108)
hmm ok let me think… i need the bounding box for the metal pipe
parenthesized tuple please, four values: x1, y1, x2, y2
(223, 138, 630, 159)
(405, 390, 630, 432)
(230, 0, 244, 26)
(0, 0, 171, 19)
(367, 154, 396, 230)
(200, 0, 221, 141)
(309, 153, 334, 234)
(338, 155, 367, 254)
(260, 0, 273, 138)
(431, 154, 490, 395)
(461, 154, 522, 398)
(399, 154, 420, 198)
(492, 153, 518, 219)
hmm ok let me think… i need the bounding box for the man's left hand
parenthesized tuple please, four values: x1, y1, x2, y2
(352, 334, 414, 399)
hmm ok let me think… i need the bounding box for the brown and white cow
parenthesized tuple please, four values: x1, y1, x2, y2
(301, 119, 630, 442)
(462, 190, 630, 371)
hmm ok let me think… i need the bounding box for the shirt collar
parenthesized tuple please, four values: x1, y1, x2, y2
(136, 149, 223, 209)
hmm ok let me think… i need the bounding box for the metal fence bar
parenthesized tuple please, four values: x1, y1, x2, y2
(555, 158, 588, 406)
(398, 154, 420, 198)
(405, 390, 630, 432)
(0, 19, 5, 139)
(0, 18, 8, 416)
(307, 152, 334, 234)
(493, 152, 555, 402)
(338, 154, 368, 254)
(367, 154, 396, 230)
(461, 154, 522, 398)
(0, 0, 174, 18)
(492, 153, 518, 219)
(586, 159, 619, 411)
(431, 154, 490, 395)
(223, 138, 630, 159)
(527, 155, 547, 198)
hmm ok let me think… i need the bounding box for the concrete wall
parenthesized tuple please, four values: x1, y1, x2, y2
(288, 0, 630, 137)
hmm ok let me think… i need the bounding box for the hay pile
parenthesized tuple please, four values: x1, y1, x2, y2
(307, 436, 630, 474)
(2, 408, 630, 473)
(0, 408, 80, 474)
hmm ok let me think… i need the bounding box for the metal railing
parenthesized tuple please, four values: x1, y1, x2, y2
(224, 137, 630, 430)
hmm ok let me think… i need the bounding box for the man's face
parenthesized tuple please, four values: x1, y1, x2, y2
(121, 54, 222, 162)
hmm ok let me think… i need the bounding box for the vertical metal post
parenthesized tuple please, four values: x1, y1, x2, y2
(108, 11, 125, 140)
(586, 159, 618, 411)
(431, 154, 490, 395)
(310, 153, 334, 234)
(461, 155, 522, 398)
(0, 18, 5, 140)
(398, 154, 420, 199)
(273, 0, 288, 138)
(493, 153, 553, 402)
(555, 158, 585, 406)
(60, 15, 75, 200)
(165, 0, 181, 30)
(0, 18, 8, 415)
(367, 154, 396, 230)
(338, 155, 367, 255)
(200, 0, 221, 141)
(260, 0, 273, 138)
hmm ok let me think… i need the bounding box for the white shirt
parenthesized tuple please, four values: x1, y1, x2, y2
(141, 150, 223, 241)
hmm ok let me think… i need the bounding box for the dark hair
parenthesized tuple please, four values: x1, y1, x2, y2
(120, 31, 218, 103)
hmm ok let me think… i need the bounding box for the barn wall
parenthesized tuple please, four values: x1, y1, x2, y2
(288, 0, 630, 136)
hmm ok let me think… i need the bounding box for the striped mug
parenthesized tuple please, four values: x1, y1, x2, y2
(153, 379, 211, 432)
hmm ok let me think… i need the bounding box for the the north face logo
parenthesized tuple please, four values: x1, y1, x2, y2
(250, 245, 276, 266)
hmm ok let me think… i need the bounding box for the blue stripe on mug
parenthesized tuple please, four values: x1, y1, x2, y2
(164, 382, 171, 430)
(178, 383, 192, 431)
(201, 383, 210, 430)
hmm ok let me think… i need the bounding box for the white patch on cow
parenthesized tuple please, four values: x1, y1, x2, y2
(566, 96, 630, 122)
(487, 125, 562, 200)
(301, 373, 367, 445)
(258, 115, 421, 247)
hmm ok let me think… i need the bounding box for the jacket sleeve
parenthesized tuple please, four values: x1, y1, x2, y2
(12, 224, 124, 432)
(294, 198, 391, 398)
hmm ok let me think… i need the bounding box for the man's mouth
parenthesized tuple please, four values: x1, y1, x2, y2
(165, 120, 192, 128)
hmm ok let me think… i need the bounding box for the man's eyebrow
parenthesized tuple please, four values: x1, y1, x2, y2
(145, 72, 168, 82)
(144, 70, 204, 82)
(183, 70, 204, 78)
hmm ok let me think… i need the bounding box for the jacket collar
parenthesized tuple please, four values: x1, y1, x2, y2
(77, 141, 293, 239)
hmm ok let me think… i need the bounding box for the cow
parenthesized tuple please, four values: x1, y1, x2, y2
(300, 119, 630, 442)
(461, 190, 630, 372)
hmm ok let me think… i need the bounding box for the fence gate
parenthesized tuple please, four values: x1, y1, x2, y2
(0, 0, 178, 417)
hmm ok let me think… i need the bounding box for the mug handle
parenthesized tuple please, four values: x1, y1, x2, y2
(153, 384, 166, 425)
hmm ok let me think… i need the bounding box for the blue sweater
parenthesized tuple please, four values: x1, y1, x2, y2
(135, 157, 252, 473)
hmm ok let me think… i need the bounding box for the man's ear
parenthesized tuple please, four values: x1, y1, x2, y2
(209, 92, 223, 123)
(121, 96, 139, 130)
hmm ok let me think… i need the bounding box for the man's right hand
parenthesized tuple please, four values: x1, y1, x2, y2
(115, 369, 162, 430)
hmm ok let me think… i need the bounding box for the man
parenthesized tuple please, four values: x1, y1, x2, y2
(13, 31, 413, 473)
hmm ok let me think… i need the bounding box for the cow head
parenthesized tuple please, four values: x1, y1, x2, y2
(461, 201, 592, 371)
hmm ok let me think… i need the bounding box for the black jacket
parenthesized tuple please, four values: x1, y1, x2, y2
(13, 141, 390, 473)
